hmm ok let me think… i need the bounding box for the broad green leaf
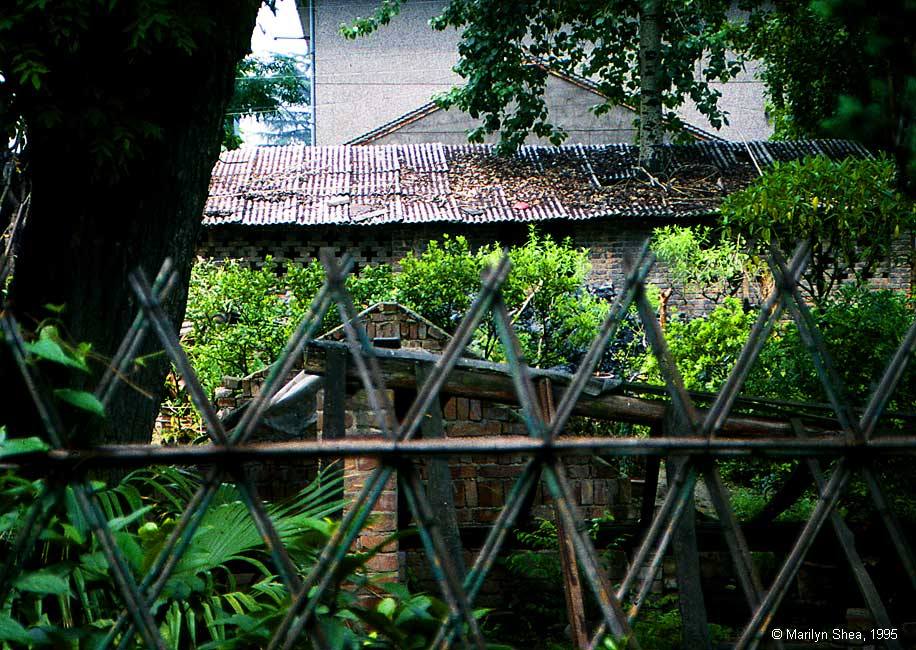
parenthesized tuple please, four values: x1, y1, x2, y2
(54, 389, 105, 417)
(377, 596, 397, 619)
(25, 338, 89, 372)
(0, 614, 31, 644)
(0, 435, 49, 458)
(15, 571, 71, 596)
(107, 505, 152, 532)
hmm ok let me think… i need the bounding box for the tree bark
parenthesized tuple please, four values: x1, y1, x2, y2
(1, 2, 261, 445)
(639, 0, 664, 171)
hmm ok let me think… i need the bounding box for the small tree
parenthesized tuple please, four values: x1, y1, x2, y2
(226, 53, 311, 149)
(394, 228, 608, 369)
(394, 235, 483, 333)
(652, 225, 770, 306)
(721, 155, 914, 304)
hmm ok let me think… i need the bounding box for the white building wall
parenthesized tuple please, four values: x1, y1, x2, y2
(309, 0, 770, 145)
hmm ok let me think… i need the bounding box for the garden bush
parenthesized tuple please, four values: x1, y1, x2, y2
(0, 438, 493, 649)
(184, 228, 632, 397)
(721, 154, 914, 303)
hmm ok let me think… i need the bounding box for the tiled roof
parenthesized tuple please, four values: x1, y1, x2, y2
(203, 140, 871, 228)
(345, 59, 725, 146)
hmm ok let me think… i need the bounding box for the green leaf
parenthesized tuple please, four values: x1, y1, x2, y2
(54, 389, 105, 417)
(107, 505, 153, 532)
(0, 614, 31, 644)
(0, 435, 49, 458)
(15, 571, 71, 596)
(377, 597, 397, 619)
(25, 338, 90, 372)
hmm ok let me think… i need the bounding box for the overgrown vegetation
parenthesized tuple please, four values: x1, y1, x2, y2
(721, 155, 914, 303)
(185, 229, 636, 397)
(0, 449, 496, 649)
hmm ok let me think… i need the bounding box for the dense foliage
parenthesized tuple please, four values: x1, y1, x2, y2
(747, 285, 916, 411)
(341, 0, 745, 156)
(0, 452, 491, 649)
(721, 155, 914, 303)
(732, 1, 916, 195)
(642, 298, 756, 394)
(642, 285, 915, 412)
(185, 229, 629, 395)
(732, 3, 872, 140)
(652, 226, 768, 305)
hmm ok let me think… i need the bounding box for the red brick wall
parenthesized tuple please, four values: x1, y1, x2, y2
(198, 220, 915, 316)
(197, 219, 720, 316)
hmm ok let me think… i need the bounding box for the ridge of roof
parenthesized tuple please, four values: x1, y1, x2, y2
(346, 57, 725, 146)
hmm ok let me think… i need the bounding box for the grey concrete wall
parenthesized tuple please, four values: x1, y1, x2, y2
(311, 1, 771, 145)
(312, 0, 460, 145)
(673, 6, 772, 141)
(370, 73, 641, 145)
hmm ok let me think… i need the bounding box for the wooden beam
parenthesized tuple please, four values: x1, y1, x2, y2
(323, 347, 347, 441)
(415, 362, 466, 577)
(664, 408, 710, 650)
(301, 342, 808, 437)
(638, 423, 662, 529)
(539, 378, 589, 650)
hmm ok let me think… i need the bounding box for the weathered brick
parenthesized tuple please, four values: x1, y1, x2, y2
(357, 456, 380, 471)
(469, 400, 482, 421)
(450, 465, 476, 479)
(478, 464, 520, 479)
(477, 480, 503, 507)
(359, 534, 398, 552)
(365, 553, 400, 573)
(456, 398, 469, 420)
(464, 481, 478, 507)
(376, 491, 398, 512)
(365, 513, 397, 532)
(448, 421, 487, 436)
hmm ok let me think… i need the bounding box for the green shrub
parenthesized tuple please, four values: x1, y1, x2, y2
(186, 258, 396, 395)
(185, 229, 619, 395)
(652, 225, 767, 304)
(394, 234, 483, 333)
(642, 298, 756, 393)
(0, 458, 483, 649)
(747, 285, 916, 410)
(0, 462, 346, 647)
(721, 155, 915, 303)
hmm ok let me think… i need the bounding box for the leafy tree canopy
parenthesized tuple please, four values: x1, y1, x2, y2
(732, 2, 871, 140)
(721, 155, 914, 303)
(0, 1, 263, 178)
(224, 53, 310, 149)
(342, 0, 746, 154)
(736, 0, 916, 194)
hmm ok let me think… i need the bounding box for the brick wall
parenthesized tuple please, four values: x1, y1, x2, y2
(202, 300, 635, 585)
(197, 218, 724, 316)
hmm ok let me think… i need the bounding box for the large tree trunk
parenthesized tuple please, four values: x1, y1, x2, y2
(1, 2, 260, 445)
(639, 0, 664, 171)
